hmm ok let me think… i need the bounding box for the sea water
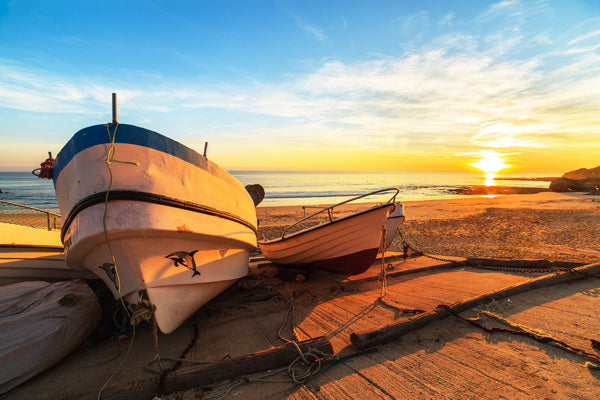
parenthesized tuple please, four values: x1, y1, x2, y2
(0, 170, 555, 212)
(234, 170, 556, 206)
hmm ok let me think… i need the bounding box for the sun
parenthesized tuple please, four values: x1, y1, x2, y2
(470, 150, 511, 187)
(470, 150, 510, 173)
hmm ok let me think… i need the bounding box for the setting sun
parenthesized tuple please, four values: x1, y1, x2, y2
(471, 150, 510, 173)
(470, 150, 511, 186)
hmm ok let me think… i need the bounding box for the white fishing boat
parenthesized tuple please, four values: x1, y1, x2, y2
(259, 188, 399, 275)
(0, 202, 97, 286)
(47, 95, 258, 333)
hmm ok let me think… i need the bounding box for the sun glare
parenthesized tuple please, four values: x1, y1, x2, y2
(471, 150, 508, 173)
(470, 150, 510, 186)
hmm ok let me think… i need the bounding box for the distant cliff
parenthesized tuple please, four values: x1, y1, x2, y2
(550, 166, 600, 192)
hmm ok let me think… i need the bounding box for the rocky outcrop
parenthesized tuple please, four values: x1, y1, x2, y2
(563, 166, 600, 180)
(550, 166, 600, 192)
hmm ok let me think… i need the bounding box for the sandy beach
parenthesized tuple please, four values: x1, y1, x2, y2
(3, 191, 600, 400)
(257, 191, 600, 264)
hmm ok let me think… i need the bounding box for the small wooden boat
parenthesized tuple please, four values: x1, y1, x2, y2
(259, 188, 399, 275)
(48, 96, 258, 333)
(0, 280, 101, 394)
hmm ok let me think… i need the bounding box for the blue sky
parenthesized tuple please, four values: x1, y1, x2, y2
(1, 0, 599, 172)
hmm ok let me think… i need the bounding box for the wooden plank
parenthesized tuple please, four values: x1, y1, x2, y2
(73, 337, 333, 400)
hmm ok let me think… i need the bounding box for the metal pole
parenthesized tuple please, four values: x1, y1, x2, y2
(112, 93, 118, 124)
(203, 142, 208, 158)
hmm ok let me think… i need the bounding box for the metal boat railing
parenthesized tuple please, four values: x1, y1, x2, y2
(0, 200, 61, 230)
(281, 187, 399, 239)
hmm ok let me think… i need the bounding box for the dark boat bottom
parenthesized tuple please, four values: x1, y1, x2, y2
(275, 248, 380, 276)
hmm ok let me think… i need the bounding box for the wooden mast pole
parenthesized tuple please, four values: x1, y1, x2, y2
(112, 92, 118, 124)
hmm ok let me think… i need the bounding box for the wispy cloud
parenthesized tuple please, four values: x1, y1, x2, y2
(438, 12, 455, 27)
(281, 8, 327, 42)
(476, 0, 552, 23)
(1, 8, 599, 162)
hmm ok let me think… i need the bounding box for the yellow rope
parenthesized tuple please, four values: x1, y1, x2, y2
(96, 122, 144, 399)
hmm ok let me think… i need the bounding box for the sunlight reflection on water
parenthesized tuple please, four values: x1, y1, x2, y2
(484, 172, 496, 186)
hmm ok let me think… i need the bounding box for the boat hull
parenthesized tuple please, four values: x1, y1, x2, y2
(259, 203, 393, 275)
(53, 124, 257, 333)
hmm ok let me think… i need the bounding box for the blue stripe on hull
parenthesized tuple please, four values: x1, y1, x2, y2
(52, 124, 206, 182)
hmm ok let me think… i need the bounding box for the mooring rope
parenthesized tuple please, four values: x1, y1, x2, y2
(396, 228, 459, 264)
(379, 226, 389, 299)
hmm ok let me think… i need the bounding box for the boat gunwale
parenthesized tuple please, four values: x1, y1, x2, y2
(258, 201, 395, 245)
(52, 123, 209, 182)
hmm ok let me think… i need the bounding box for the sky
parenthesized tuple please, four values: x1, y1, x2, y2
(0, 0, 599, 173)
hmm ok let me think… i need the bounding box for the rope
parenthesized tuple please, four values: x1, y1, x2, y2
(276, 296, 300, 343)
(155, 314, 202, 395)
(204, 295, 331, 398)
(287, 346, 328, 383)
(377, 297, 425, 314)
(325, 302, 378, 339)
(127, 299, 156, 326)
(376, 226, 426, 315)
(96, 326, 137, 400)
(67, 345, 122, 369)
(396, 228, 459, 264)
(205, 368, 287, 399)
(101, 122, 127, 303)
(204, 343, 332, 399)
(96, 122, 141, 400)
(379, 227, 388, 299)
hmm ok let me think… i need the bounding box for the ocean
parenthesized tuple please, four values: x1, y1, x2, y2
(0, 170, 555, 213)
